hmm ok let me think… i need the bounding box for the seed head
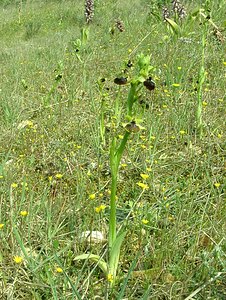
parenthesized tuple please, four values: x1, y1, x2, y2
(162, 6, 170, 22)
(85, 0, 94, 24)
(172, 0, 186, 19)
(172, 0, 181, 14)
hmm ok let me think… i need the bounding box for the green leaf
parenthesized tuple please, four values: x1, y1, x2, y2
(53, 240, 59, 250)
(74, 253, 108, 275)
(165, 18, 181, 35)
(109, 231, 126, 280)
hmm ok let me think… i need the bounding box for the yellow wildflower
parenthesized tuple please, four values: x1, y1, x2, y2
(177, 66, 182, 70)
(146, 167, 152, 172)
(107, 273, 114, 283)
(55, 173, 63, 179)
(202, 101, 208, 106)
(140, 173, 149, 180)
(141, 219, 149, 225)
(121, 163, 127, 168)
(11, 183, 18, 188)
(20, 211, 28, 217)
(223, 61, 226, 66)
(0, 175, 3, 179)
(14, 256, 23, 264)
(56, 267, 63, 273)
(95, 204, 106, 213)
(0, 224, 4, 229)
(179, 130, 186, 135)
(137, 182, 149, 190)
(172, 83, 180, 87)
(89, 194, 96, 200)
(214, 183, 221, 188)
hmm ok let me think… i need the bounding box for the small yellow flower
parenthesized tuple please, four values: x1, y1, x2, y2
(150, 136, 156, 140)
(137, 182, 149, 190)
(89, 194, 96, 200)
(141, 219, 149, 225)
(214, 183, 221, 188)
(56, 267, 63, 273)
(162, 104, 168, 108)
(177, 66, 182, 70)
(107, 273, 114, 283)
(95, 204, 106, 213)
(172, 83, 180, 87)
(55, 173, 63, 179)
(27, 120, 34, 127)
(140, 173, 149, 180)
(99, 193, 104, 198)
(0, 224, 4, 229)
(77, 145, 81, 149)
(48, 176, 53, 182)
(202, 101, 208, 106)
(121, 163, 127, 168)
(118, 135, 123, 139)
(14, 256, 23, 264)
(20, 211, 28, 217)
(0, 175, 3, 179)
(217, 134, 222, 138)
(179, 130, 186, 135)
(223, 61, 226, 66)
(11, 183, 18, 188)
(140, 136, 147, 141)
(140, 144, 147, 149)
(146, 167, 152, 172)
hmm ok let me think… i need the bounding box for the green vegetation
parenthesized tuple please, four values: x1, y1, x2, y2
(0, 0, 225, 299)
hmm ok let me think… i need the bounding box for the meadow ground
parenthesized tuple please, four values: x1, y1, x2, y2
(0, 0, 225, 299)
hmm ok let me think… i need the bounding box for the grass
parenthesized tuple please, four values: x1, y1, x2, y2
(0, 0, 225, 299)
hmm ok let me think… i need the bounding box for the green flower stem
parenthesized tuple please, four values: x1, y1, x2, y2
(109, 131, 130, 251)
(127, 82, 137, 116)
(196, 25, 206, 135)
(100, 99, 106, 146)
(109, 172, 117, 250)
(115, 87, 121, 124)
(115, 131, 130, 169)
